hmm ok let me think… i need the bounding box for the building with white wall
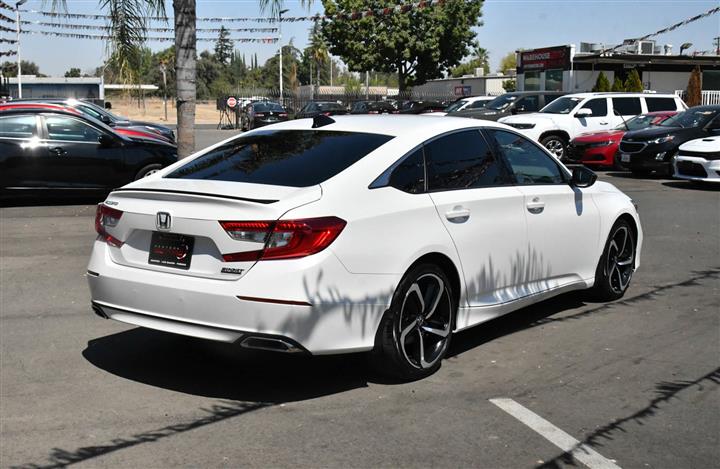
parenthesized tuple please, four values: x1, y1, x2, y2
(515, 44, 720, 94)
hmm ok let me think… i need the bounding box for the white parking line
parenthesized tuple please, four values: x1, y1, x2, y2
(489, 398, 621, 469)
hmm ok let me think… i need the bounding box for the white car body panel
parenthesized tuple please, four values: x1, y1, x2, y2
(87, 115, 643, 355)
(673, 136, 720, 183)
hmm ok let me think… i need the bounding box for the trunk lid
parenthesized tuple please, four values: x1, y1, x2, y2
(101, 179, 321, 280)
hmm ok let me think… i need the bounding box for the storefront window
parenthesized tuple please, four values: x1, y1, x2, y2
(524, 71, 541, 91)
(545, 69, 563, 91)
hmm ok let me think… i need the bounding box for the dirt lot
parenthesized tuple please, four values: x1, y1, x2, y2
(106, 98, 220, 125)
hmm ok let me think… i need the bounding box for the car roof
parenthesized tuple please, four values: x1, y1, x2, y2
(561, 92, 680, 99)
(254, 114, 510, 137)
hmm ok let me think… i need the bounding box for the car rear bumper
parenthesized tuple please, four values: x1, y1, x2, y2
(87, 241, 398, 355)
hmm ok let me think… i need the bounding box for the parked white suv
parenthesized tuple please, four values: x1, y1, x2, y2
(499, 92, 687, 160)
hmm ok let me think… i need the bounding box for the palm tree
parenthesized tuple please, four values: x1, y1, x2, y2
(54, 0, 304, 158)
(308, 21, 328, 87)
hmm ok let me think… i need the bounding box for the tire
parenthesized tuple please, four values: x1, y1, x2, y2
(540, 135, 568, 161)
(589, 219, 636, 302)
(370, 263, 456, 381)
(134, 163, 163, 181)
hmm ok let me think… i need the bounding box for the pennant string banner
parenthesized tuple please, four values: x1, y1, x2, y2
(0, 12, 14, 23)
(18, 20, 277, 33)
(19, 0, 448, 23)
(0, 1, 12, 11)
(20, 29, 278, 43)
(0, 37, 15, 43)
(0, 50, 17, 56)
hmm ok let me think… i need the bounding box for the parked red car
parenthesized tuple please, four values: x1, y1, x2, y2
(568, 111, 677, 169)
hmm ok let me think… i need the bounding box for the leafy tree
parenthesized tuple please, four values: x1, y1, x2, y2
(214, 26, 233, 65)
(685, 65, 702, 107)
(624, 69, 644, 92)
(502, 79, 516, 92)
(1, 60, 43, 77)
(64, 68, 82, 78)
(498, 52, 516, 74)
(321, 0, 483, 90)
(592, 72, 610, 92)
(611, 76, 625, 92)
(451, 48, 489, 78)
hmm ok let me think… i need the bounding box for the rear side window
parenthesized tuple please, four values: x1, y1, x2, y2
(613, 97, 642, 116)
(490, 130, 565, 185)
(424, 130, 509, 191)
(389, 148, 425, 194)
(646, 97, 678, 112)
(517, 96, 540, 112)
(166, 129, 393, 187)
(0, 115, 36, 138)
(45, 116, 103, 142)
(581, 98, 608, 117)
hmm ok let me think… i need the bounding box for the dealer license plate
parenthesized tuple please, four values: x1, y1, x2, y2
(148, 232, 194, 270)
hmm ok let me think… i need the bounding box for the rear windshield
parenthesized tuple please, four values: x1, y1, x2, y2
(313, 102, 344, 111)
(165, 129, 394, 187)
(253, 102, 284, 112)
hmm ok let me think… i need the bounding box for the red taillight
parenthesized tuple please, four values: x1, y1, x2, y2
(368, 110, 379, 114)
(95, 204, 124, 247)
(255, 113, 266, 118)
(279, 113, 288, 117)
(219, 217, 346, 262)
(322, 112, 331, 116)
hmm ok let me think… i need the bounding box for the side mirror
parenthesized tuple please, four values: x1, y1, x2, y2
(101, 115, 112, 124)
(98, 134, 115, 147)
(575, 108, 593, 118)
(516, 105, 526, 113)
(570, 165, 597, 188)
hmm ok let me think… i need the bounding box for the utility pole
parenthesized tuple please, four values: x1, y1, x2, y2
(329, 58, 333, 87)
(278, 9, 289, 105)
(714, 37, 720, 56)
(160, 62, 168, 121)
(15, 0, 27, 98)
(365, 71, 369, 100)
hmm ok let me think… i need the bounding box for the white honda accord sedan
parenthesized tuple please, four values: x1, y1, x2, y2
(88, 115, 642, 379)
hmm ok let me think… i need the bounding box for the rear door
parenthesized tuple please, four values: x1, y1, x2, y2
(424, 129, 527, 307)
(488, 129, 600, 287)
(611, 97, 643, 126)
(0, 114, 44, 189)
(41, 114, 125, 188)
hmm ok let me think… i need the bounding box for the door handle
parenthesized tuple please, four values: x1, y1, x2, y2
(445, 206, 470, 223)
(599, 121, 608, 125)
(526, 197, 545, 214)
(49, 147, 67, 157)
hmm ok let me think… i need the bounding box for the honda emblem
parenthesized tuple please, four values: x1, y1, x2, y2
(156, 212, 172, 231)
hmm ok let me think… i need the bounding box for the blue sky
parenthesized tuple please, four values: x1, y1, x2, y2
(9, 0, 720, 77)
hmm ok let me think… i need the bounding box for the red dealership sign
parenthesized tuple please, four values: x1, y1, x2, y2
(518, 46, 571, 72)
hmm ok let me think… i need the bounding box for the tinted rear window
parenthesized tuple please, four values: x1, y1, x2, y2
(253, 102, 284, 112)
(165, 129, 393, 187)
(646, 97, 677, 112)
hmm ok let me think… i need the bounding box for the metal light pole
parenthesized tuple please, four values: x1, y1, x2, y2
(278, 8, 289, 105)
(159, 62, 168, 121)
(15, 0, 27, 98)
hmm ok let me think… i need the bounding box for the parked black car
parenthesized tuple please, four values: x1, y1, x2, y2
(295, 101, 349, 119)
(349, 101, 397, 114)
(10, 98, 176, 142)
(619, 105, 720, 177)
(240, 101, 289, 130)
(452, 91, 567, 121)
(398, 100, 446, 114)
(0, 108, 177, 197)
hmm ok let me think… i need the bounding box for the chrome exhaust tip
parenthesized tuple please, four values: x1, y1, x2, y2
(240, 336, 304, 354)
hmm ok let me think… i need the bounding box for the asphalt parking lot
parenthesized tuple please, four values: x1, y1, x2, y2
(1, 128, 718, 469)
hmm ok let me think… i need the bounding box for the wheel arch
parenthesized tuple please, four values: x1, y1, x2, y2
(539, 129, 571, 143)
(404, 252, 463, 315)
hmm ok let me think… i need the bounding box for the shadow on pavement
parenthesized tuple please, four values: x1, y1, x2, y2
(662, 180, 720, 191)
(1, 194, 107, 208)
